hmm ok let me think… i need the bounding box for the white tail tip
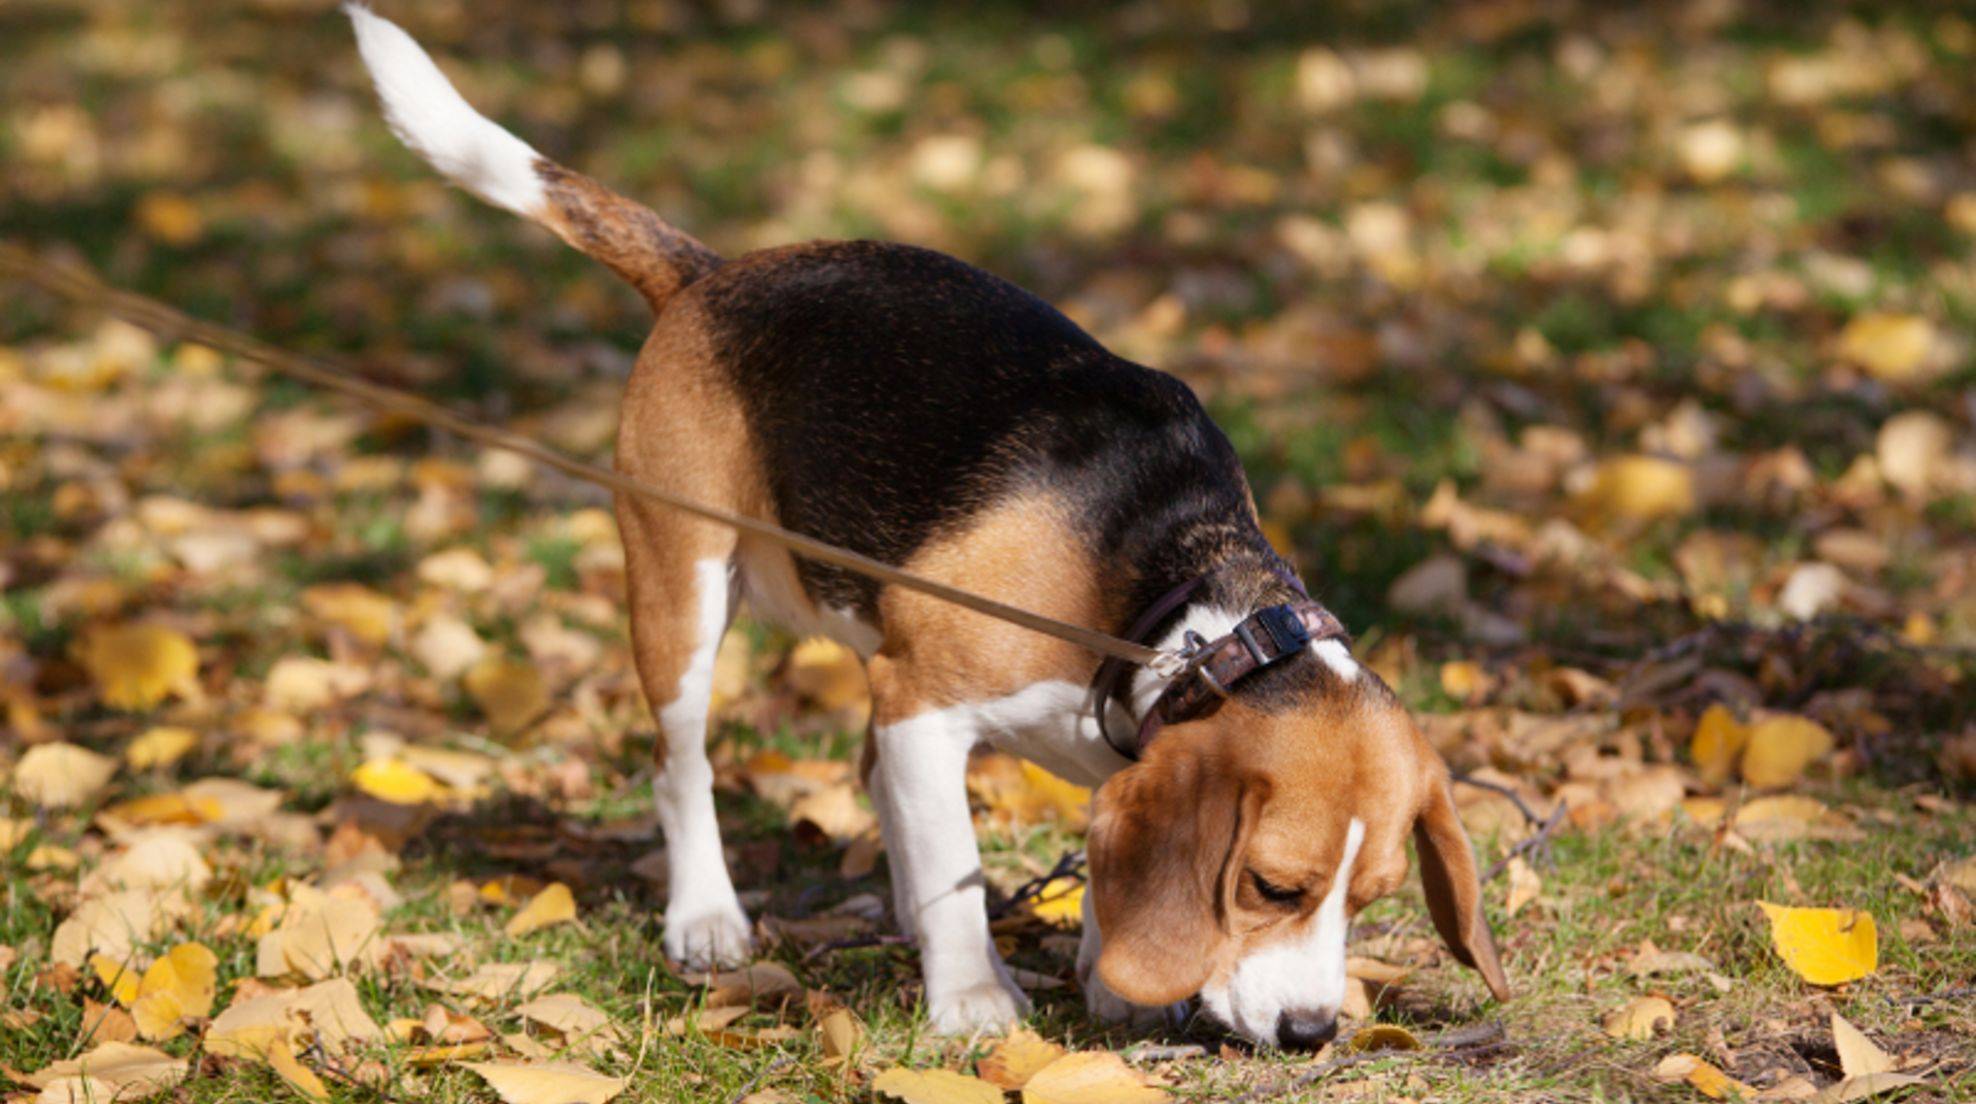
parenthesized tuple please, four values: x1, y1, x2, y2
(345, 2, 546, 217)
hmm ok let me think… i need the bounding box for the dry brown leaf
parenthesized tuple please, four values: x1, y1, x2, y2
(24, 1042, 188, 1096)
(1346, 1024, 1423, 1053)
(515, 993, 611, 1042)
(976, 1027, 1068, 1090)
(1602, 995, 1675, 1040)
(1504, 856, 1541, 917)
(1689, 704, 1747, 788)
(1022, 1052, 1170, 1104)
(691, 962, 803, 1009)
(783, 638, 868, 713)
(429, 961, 561, 1004)
(1829, 1012, 1894, 1080)
(1653, 1053, 1753, 1099)
(1811, 1071, 1926, 1103)
(12, 742, 118, 808)
(816, 1007, 863, 1065)
(872, 1067, 1009, 1104)
(125, 726, 198, 770)
(460, 1061, 628, 1104)
(505, 882, 578, 938)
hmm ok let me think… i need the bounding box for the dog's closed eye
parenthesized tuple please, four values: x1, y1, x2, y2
(1249, 870, 1305, 906)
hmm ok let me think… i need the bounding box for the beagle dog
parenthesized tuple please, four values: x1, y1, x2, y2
(348, 6, 1510, 1049)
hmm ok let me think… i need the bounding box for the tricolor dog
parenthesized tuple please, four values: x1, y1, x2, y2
(348, 5, 1510, 1049)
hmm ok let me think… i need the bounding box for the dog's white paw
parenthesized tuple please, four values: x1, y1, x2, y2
(1084, 971, 1188, 1031)
(925, 977, 1031, 1035)
(664, 900, 754, 971)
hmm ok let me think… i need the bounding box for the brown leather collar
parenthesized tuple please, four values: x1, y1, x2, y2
(1090, 579, 1351, 760)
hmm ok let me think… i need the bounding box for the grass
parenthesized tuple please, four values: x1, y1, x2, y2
(4, 0, 1976, 1100)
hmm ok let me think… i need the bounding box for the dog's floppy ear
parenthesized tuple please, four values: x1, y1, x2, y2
(1412, 760, 1512, 1001)
(1087, 739, 1254, 1005)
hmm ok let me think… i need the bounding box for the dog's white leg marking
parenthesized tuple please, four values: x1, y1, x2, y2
(870, 707, 1030, 1034)
(655, 557, 752, 970)
(862, 755, 917, 942)
(1200, 817, 1364, 1046)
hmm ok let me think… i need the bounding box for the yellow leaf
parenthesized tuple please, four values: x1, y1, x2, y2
(459, 1061, 628, 1104)
(514, 993, 611, 1041)
(11, 742, 118, 808)
(1838, 313, 1937, 383)
(263, 890, 383, 980)
(1689, 705, 1747, 788)
(129, 943, 218, 1040)
(1504, 856, 1542, 918)
(505, 883, 578, 938)
(1602, 995, 1675, 1040)
(465, 656, 550, 734)
(89, 954, 143, 1007)
(1830, 1012, 1894, 1080)
(784, 638, 869, 713)
(1759, 902, 1877, 985)
(872, 1067, 1009, 1104)
(267, 1037, 331, 1101)
(351, 758, 443, 805)
(75, 623, 200, 710)
(1741, 716, 1836, 788)
(126, 726, 199, 770)
(428, 962, 561, 1004)
(977, 1028, 1067, 1090)
(1578, 455, 1695, 528)
(1439, 660, 1489, 702)
(1653, 1053, 1753, 1099)
(301, 583, 399, 647)
(1021, 1052, 1170, 1104)
(1346, 1024, 1423, 1053)
(1029, 879, 1085, 928)
(134, 192, 204, 245)
(102, 792, 222, 827)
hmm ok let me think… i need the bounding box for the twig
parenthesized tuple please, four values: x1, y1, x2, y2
(1483, 803, 1567, 882)
(988, 848, 1087, 920)
(1450, 773, 1548, 828)
(728, 1054, 795, 1104)
(800, 931, 913, 962)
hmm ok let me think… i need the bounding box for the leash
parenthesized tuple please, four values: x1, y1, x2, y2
(0, 242, 1183, 676)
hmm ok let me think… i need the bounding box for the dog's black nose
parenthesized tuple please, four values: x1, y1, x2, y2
(1276, 1009, 1338, 1051)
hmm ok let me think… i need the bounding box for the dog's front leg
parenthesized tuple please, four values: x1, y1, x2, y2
(868, 683, 1029, 1033)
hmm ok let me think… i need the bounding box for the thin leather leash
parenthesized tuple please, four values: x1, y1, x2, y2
(0, 242, 1184, 675)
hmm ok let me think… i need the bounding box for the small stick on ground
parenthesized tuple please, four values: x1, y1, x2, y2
(1451, 773, 1549, 828)
(1483, 803, 1568, 882)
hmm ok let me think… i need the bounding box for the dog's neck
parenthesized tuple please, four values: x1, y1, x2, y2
(1120, 543, 1314, 727)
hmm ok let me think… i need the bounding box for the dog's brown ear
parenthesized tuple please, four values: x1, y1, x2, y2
(1413, 762, 1511, 1001)
(1087, 740, 1253, 1005)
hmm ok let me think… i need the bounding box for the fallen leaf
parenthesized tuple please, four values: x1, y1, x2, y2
(12, 742, 118, 808)
(1504, 856, 1541, 918)
(301, 583, 398, 646)
(1741, 716, 1836, 788)
(1030, 879, 1085, 928)
(465, 655, 551, 734)
(268, 1037, 331, 1101)
(817, 1007, 863, 1065)
(1829, 1012, 1894, 1079)
(1578, 455, 1695, 528)
(350, 758, 443, 805)
(872, 1068, 1006, 1104)
(125, 727, 198, 770)
(460, 1061, 628, 1104)
(1022, 1051, 1170, 1104)
(1689, 704, 1747, 788)
(1838, 313, 1937, 383)
(1759, 902, 1877, 985)
(977, 1027, 1068, 1090)
(24, 1042, 188, 1096)
(505, 882, 577, 938)
(430, 961, 561, 1004)
(1346, 1024, 1423, 1053)
(75, 624, 200, 710)
(514, 993, 611, 1041)
(784, 638, 868, 713)
(127, 942, 219, 1039)
(691, 962, 803, 1009)
(1602, 995, 1675, 1040)
(1810, 1071, 1926, 1103)
(1653, 1053, 1753, 1099)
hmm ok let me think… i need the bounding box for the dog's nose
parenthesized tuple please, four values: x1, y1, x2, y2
(1276, 1009, 1338, 1051)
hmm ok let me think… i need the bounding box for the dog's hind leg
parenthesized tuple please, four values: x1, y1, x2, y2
(620, 503, 751, 970)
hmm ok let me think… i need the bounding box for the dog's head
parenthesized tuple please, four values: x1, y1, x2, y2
(1087, 659, 1509, 1048)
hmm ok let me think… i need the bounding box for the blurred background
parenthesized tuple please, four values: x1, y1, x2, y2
(2, 1, 1975, 1098)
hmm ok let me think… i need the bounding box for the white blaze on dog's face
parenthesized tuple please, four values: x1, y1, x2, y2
(1087, 673, 1510, 1049)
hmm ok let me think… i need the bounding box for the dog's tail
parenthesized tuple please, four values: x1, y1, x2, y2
(345, 4, 719, 313)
